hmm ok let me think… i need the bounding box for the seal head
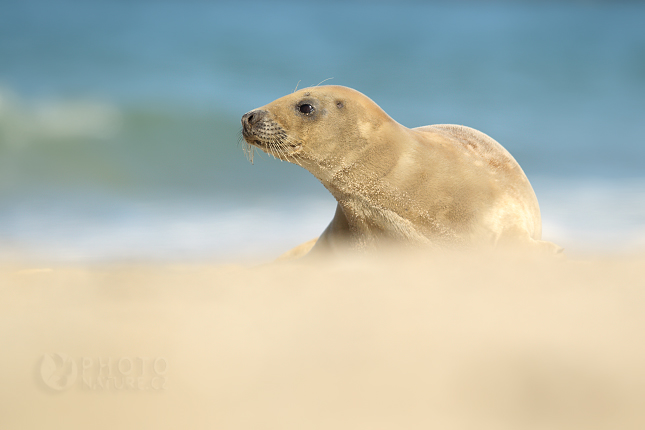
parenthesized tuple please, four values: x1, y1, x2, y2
(241, 86, 395, 174)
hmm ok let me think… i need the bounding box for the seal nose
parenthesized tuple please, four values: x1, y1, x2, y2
(241, 110, 267, 130)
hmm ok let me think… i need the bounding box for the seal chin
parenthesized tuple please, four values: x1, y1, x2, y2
(243, 136, 264, 148)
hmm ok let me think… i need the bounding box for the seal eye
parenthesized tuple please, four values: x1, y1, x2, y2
(299, 103, 315, 115)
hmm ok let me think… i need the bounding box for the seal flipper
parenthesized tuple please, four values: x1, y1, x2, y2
(275, 204, 350, 262)
(275, 237, 319, 262)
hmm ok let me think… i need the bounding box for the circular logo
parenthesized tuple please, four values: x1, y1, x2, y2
(40, 353, 77, 391)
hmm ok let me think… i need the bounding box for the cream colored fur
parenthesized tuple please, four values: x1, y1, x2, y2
(242, 86, 561, 258)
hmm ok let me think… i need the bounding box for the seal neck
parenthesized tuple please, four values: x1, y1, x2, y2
(308, 121, 415, 207)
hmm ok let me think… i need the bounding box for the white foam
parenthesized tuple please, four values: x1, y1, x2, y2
(535, 177, 645, 254)
(0, 196, 335, 263)
(0, 87, 122, 147)
(0, 178, 643, 263)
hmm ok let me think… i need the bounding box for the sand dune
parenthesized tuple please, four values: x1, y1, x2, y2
(2, 251, 645, 429)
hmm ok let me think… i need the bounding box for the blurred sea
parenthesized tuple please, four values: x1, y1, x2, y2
(1, 0, 644, 262)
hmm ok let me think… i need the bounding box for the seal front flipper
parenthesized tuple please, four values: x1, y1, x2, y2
(275, 237, 318, 262)
(307, 203, 351, 257)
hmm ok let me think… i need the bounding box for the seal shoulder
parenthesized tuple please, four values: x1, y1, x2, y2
(414, 124, 499, 150)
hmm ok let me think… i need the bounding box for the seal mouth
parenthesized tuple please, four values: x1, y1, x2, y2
(246, 133, 302, 157)
(240, 115, 302, 163)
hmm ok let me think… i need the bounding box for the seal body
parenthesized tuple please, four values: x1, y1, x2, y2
(241, 85, 559, 256)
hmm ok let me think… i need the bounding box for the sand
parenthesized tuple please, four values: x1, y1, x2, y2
(1, 251, 645, 430)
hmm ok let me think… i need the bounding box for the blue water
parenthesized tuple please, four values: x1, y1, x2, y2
(1, 1, 644, 261)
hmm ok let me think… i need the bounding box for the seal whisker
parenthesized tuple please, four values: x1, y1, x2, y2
(273, 137, 285, 159)
(271, 136, 288, 163)
(243, 143, 255, 164)
(238, 129, 255, 164)
(282, 142, 301, 166)
(293, 80, 301, 93)
(266, 140, 275, 159)
(268, 137, 279, 161)
(281, 136, 304, 167)
(269, 136, 283, 162)
(272, 134, 299, 165)
(316, 77, 334, 87)
(276, 138, 294, 165)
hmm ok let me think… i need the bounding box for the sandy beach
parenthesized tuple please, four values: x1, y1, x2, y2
(2, 251, 644, 429)
(2, 1, 645, 428)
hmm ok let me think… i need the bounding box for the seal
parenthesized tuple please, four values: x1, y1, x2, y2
(241, 85, 560, 257)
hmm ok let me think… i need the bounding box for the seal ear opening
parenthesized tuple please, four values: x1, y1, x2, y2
(336, 101, 344, 109)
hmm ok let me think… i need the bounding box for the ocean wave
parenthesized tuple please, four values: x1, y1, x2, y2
(0, 87, 122, 147)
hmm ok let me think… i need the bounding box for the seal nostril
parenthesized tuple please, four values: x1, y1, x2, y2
(243, 110, 267, 127)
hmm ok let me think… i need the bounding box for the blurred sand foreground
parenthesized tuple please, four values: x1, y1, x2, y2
(1, 251, 645, 430)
